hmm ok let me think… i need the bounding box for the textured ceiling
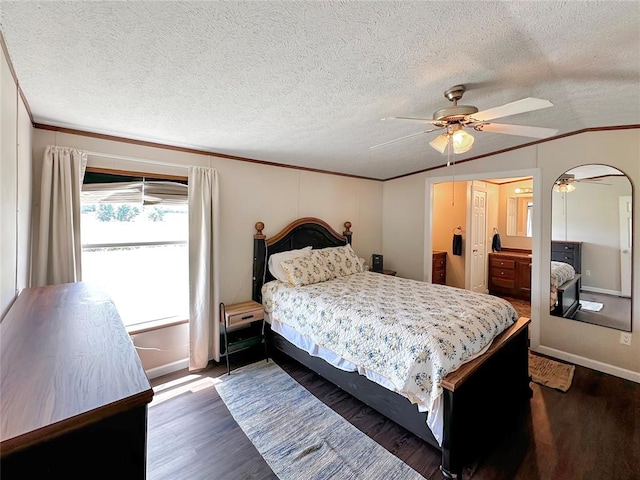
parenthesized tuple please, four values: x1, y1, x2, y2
(1, 1, 639, 180)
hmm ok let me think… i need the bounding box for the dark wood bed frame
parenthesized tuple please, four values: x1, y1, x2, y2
(552, 273, 582, 318)
(551, 245, 582, 318)
(252, 217, 532, 479)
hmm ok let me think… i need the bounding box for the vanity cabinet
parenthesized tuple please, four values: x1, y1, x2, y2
(432, 251, 447, 285)
(488, 250, 532, 300)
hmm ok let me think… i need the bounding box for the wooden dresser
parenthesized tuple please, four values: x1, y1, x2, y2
(551, 240, 582, 273)
(488, 249, 532, 300)
(432, 251, 447, 285)
(0, 283, 153, 479)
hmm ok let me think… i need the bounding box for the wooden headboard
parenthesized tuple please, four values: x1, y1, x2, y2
(252, 217, 352, 302)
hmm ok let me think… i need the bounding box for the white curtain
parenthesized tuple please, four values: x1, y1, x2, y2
(33, 146, 87, 286)
(188, 166, 220, 370)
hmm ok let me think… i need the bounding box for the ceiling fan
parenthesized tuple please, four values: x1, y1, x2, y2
(370, 84, 559, 155)
(554, 174, 611, 193)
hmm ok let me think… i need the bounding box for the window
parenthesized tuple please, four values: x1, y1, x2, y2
(81, 171, 188, 329)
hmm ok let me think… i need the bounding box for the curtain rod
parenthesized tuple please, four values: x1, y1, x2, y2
(85, 150, 190, 169)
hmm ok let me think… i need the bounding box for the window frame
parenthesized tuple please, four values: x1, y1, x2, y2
(81, 167, 189, 332)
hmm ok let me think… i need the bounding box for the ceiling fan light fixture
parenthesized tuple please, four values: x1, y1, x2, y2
(429, 134, 450, 154)
(429, 124, 474, 155)
(554, 182, 576, 193)
(451, 128, 474, 153)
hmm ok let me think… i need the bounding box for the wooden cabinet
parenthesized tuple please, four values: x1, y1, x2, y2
(432, 251, 447, 285)
(1, 283, 153, 479)
(488, 250, 532, 300)
(551, 241, 582, 273)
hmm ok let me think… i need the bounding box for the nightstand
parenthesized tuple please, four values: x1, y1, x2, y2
(369, 268, 397, 276)
(219, 300, 268, 375)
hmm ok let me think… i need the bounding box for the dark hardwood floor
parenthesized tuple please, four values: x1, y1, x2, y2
(148, 346, 639, 480)
(574, 291, 631, 331)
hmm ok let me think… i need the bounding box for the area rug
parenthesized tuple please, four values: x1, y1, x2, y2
(580, 300, 604, 312)
(529, 352, 575, 392)
(215, 361, 425, 480)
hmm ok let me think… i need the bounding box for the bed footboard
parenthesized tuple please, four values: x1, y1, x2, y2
(552, 274, 581, 318)
(439, 317, 531, 479)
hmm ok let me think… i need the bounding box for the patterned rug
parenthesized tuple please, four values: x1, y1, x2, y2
(215, 360, 425, 480)
(529, 352, 575, 392)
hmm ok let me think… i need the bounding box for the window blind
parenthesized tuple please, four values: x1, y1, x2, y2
(82, 172, 188, 205)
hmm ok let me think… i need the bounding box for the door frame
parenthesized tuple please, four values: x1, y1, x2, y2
(424, 167, 542, 347)
(619, 195, 632, 298)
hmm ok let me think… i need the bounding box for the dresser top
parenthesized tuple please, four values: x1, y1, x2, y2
(1, 282, 153, 455)
(489, 249, 532, 258)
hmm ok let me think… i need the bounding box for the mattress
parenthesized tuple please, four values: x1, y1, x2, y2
(550, 261, 576, 308)
(262, 271, 518, 445)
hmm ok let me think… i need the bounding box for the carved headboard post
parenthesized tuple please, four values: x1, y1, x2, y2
(343, 221, 352, 245)
(253, 222, 267, 303)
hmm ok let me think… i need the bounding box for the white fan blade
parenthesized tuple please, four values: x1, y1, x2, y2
(369, 128, 439, 150)
(578, 179, 612, 185)
(475, 123, 558, 138)
(472, 98, 554, 122)
(382, 116, 441, 124)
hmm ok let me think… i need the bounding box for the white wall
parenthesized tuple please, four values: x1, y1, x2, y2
(383, 129, 640, 380)
(1, 45, 32, 320)
(432, 181, 468, 288)
(32, 128, 383, 376)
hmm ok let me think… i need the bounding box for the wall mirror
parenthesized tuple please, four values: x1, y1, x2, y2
(506, 194, 533, 237)
(550, 164, 632, 331)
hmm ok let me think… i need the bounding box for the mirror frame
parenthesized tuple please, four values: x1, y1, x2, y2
(550, 164, 633, 332)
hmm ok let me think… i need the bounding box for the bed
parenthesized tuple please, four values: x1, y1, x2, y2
(550, 261, 581, 319)
(252, 218, 531, 479)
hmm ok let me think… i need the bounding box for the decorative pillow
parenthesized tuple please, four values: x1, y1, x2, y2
(313, 244, 364, 278)
(280, 253, 333, 286)
(358, 257, 367, 271)
(268, 246, 312, 283)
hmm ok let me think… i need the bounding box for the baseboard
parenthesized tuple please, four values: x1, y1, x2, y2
(533, 346, 640, 383)
(146, 358, 189, 380)
(581, 286, 623, 297)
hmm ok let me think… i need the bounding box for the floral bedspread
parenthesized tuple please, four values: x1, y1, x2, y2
(550, 261, 576, 308)
(551, 261, 575, 288)
(262, 272, 517, 412)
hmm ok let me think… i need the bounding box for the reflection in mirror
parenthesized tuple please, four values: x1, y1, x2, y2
(550, 164, 632, 331)
(507, 195, 533, 237)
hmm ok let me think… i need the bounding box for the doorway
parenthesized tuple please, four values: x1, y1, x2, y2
(430, 176, 534, 290)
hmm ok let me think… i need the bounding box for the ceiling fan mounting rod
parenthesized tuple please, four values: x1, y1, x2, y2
(444, 85, 466, 103)
(434, 84, 479, 121)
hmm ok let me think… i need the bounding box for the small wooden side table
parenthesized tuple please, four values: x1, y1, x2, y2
(220, 300, 268, 375)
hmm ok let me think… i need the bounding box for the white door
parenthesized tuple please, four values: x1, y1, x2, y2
(470, 187, 487, 293)
(619, 196, 632, 297)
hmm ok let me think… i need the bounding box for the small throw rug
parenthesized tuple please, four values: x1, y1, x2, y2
(529, 352, 575, 392)
(216, 361, 425, 480)
(580, 300, 604, 312)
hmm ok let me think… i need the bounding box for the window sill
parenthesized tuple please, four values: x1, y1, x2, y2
(127, 316, 188, 335)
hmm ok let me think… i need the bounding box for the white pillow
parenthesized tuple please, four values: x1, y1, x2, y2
(268, 246, 312, 283)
